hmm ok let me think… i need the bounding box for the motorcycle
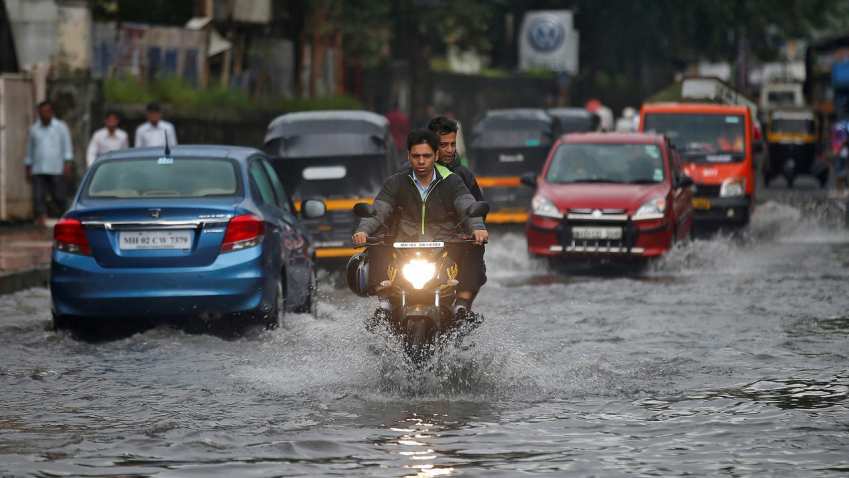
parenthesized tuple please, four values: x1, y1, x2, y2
(349, 202, 488, 363)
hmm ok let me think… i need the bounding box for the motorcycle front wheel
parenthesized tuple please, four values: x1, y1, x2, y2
(404, 318, 435, 364)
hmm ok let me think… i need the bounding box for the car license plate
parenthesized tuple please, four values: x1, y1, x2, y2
(692, 197, 711, 210)
(572, 227, 622, 240)
(119, 230, 193, 250)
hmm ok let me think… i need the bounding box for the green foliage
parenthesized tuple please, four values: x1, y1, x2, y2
(105, 77, 362, 114)
(104, 77, 154, 104)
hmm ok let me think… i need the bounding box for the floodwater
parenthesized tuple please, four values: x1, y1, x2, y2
(1, 197, 848, 476)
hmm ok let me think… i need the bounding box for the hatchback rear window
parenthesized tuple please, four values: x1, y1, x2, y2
(86, 158, 240, 198)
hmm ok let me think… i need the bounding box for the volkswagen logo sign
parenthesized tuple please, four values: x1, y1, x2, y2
(528, 16, 565, 53)
(592, 209, 603, 218)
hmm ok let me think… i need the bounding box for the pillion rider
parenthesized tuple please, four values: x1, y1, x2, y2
(427, 116, 487, 310)
(352, 129, 488, 315)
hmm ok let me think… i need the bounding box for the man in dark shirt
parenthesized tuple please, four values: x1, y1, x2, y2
(427, 116, 486, 312)
(427, 116, 484, 201)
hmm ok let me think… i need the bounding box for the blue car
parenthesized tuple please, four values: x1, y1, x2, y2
(50, 145, 326, 332)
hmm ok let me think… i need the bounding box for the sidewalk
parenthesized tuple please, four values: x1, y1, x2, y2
(0, 222, 53, 294)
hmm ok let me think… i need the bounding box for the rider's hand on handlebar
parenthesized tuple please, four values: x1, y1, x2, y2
(473, 229, 488, 245)
(352, 232, 368, 246)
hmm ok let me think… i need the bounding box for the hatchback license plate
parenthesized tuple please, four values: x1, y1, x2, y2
(119, 230, 193, 250)
(572, 227, 622, 240)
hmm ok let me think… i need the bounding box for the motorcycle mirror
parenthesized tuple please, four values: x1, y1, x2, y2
(353, 202, 376, 218)
(466, 201, 490, 218)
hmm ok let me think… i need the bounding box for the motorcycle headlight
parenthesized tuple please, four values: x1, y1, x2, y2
(401, 259, 436, 290)
(720, 178, 746, 197)
(633, 196, 666, 221)
(531, 194, 563, 219)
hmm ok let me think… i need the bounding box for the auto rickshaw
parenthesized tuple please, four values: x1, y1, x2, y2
(263, 110, 396, 260)
(469, 109, 557, 223)
(764, 108, 828, 188)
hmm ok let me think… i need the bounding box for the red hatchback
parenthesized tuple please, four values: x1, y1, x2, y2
(524, 133, 694, 262)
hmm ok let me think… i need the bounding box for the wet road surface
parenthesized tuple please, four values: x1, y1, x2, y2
(1, 197, 848, 476)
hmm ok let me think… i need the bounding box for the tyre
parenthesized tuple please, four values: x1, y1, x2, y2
(52, 313, 72, 331)
(785, 174, 795, 188)
(404, 318, 434, 364)
(294, 269, 317, 316)
(261, 280, 284, 330)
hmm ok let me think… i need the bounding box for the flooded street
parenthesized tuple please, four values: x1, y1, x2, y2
(2, 197, 849, 476)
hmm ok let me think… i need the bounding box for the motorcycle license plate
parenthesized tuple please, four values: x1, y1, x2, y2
(692, 197, 711, 210)
(393, 241, 445, 249)
(572, 227, 622, 240)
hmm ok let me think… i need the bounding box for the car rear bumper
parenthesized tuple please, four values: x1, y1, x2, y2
(526, 214, 674, 259)
(50, 247, 270, 319)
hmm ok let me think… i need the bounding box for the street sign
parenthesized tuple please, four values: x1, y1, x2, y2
(519, 10, 579, 74)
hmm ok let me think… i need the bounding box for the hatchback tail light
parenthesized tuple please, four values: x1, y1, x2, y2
(54, 218, 91, 255)
(221, 214, 264, 252)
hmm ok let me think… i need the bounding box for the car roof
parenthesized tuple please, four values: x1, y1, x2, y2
(560, 132, 665, 145)
(481, 108, 552, 121)
(641, 102, 749, 115)
(98, 145, 263, 162)
(547, 107, 593, 118)
(265, 110, 388, 139)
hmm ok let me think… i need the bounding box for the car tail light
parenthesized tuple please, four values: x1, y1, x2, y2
(221, 214, 264, 252)
(54, 218, 91, 255)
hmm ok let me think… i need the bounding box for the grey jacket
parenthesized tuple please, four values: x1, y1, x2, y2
(356, 164, 485, 241)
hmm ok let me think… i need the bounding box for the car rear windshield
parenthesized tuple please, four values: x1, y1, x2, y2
(277, 155, 387, 200)
(86, 157, 240, 198)
(546, 143, 665, 184)
(643, 113, 746, 162)
(771, 118, 814, 135)
(472, 119, 553, 148)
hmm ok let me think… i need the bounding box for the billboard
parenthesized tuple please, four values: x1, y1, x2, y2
(519, 10, 579, 74)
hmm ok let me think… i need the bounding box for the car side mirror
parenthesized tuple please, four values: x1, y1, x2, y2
(301, 199, 326, 219)
(465, 201, 490, 218)
(520, 172, 537, 188)
(353, 202, 375, 218)
(677, 175, 694, 189)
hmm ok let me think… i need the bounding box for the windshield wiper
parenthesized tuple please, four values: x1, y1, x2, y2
(627, 179, 661, 184)
(558, 179, 625, 184)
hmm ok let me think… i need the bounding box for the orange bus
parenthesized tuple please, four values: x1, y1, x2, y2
(640, 102, 756, 226)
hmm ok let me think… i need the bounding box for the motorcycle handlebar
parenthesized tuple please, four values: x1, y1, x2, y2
(356, 237, 487, 247)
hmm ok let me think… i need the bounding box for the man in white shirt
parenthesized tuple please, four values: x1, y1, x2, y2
(134, 102, 177, 148)
(25, 100, 74, 226)
(86, 110, 129, 167)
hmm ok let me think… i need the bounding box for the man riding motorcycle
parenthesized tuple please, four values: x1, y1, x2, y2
(352, 129, 488, 317)
(427, 116, 487, 310)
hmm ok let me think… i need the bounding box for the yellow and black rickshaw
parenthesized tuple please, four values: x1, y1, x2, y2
(469, 109, 557, 223)
(263, 111, 397, 261)
(764, 108, 828, 188)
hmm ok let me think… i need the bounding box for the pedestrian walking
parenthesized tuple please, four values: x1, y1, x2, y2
(86, 110, 128, 167)
(134, 102, 177, 148)
(24, 100, 73, 226)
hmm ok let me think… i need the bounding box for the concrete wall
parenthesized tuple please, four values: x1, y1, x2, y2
(0, 75, 35, 220)
(4, 0, 59, 70)
(6, 0, 92, 73)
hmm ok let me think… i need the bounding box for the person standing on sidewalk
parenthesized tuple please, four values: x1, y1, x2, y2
(25, 100, 73, 226)
(86, 110, 128, 168)
(134, 102, 177, 148)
